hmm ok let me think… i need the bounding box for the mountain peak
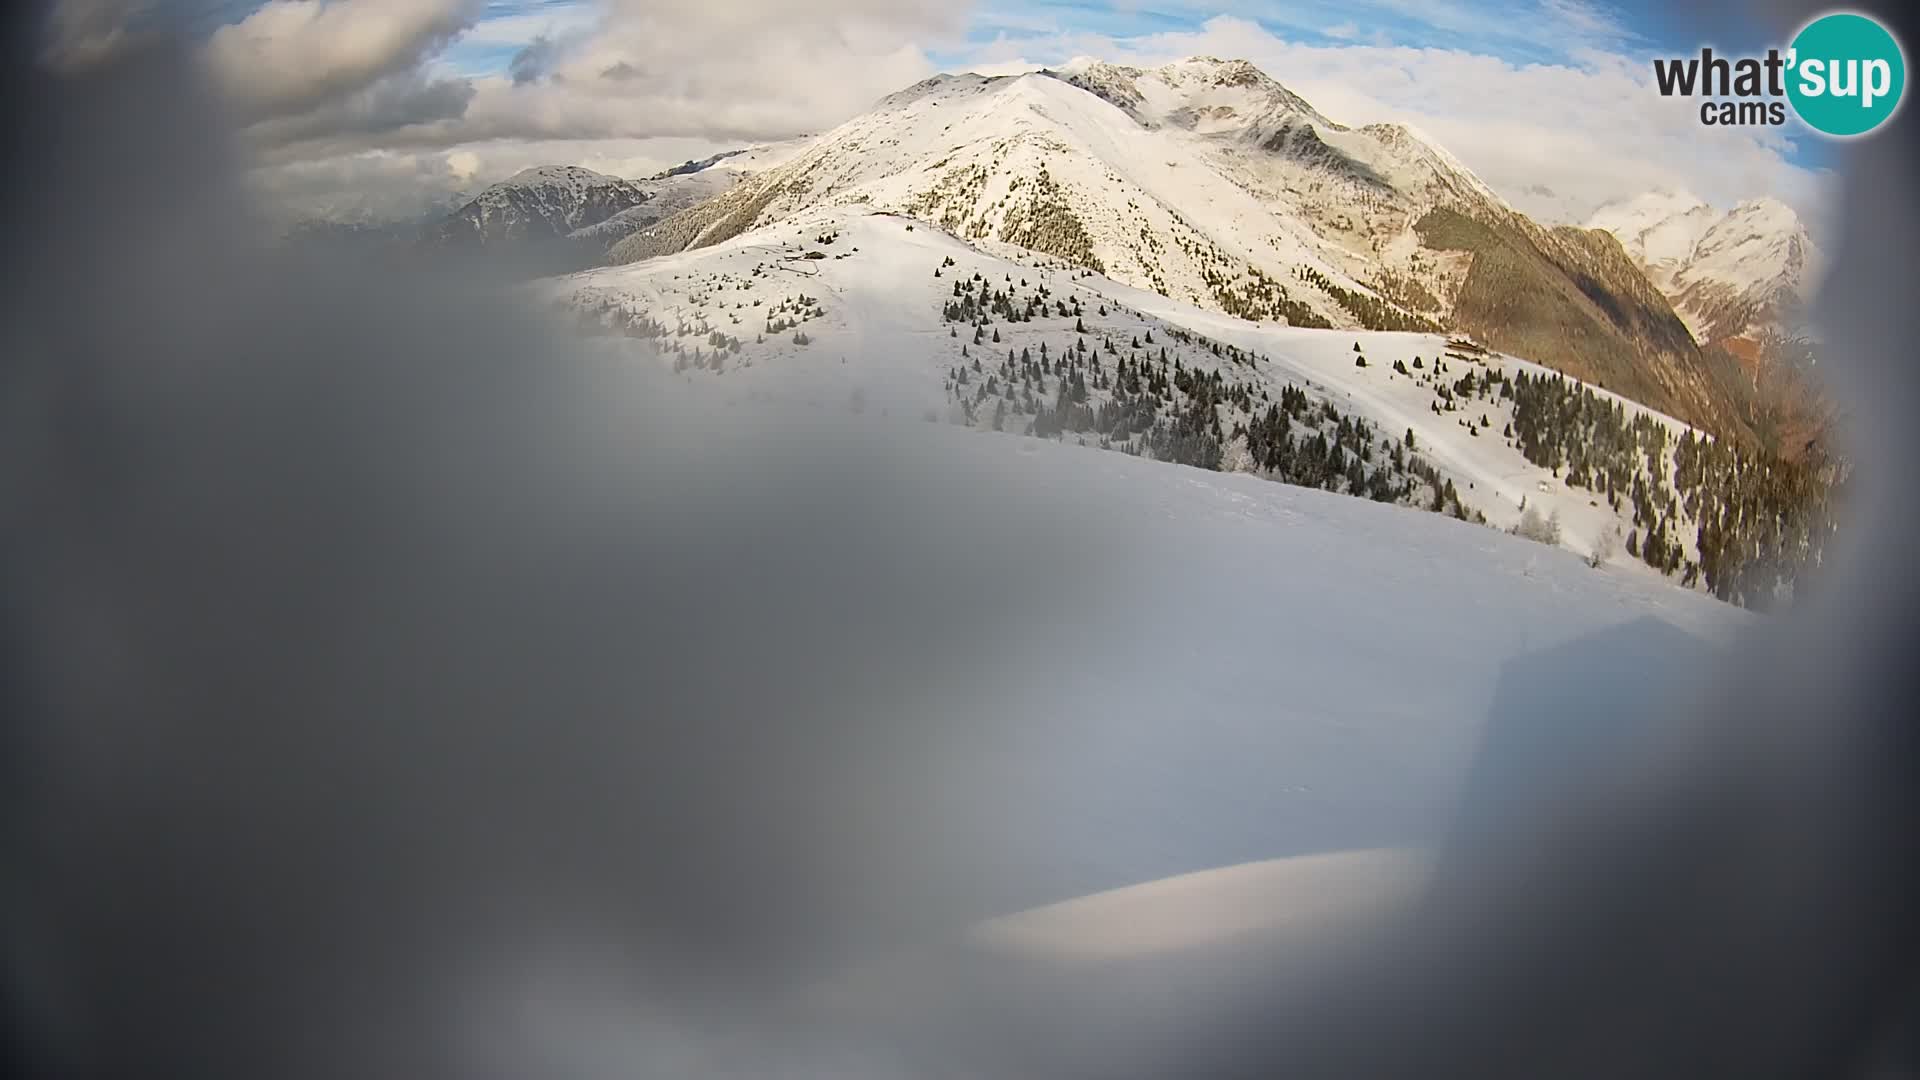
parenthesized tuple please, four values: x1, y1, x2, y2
(1163, 55, 1270, 85)
(1723, 196, 1801, 227)
(877, 71, 998, 110)
(1047, 55, 1332, 136)
(498, 164, 625, 189)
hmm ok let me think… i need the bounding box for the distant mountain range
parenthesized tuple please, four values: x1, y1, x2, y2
(351, 140, 810, 274)
(266, 54, 1837, 606)
(597, 56, 1813, 440)
(283, 57, 1819, 447)
(1586, 189, 1822, 345)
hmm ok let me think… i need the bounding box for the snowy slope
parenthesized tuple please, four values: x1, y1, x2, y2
(1067, 257, 1711, 568)
(569, 170, 743, 246)
(500, 354, 1747, 1074)
(649, 136, 814, 179)
(814, 402, 1743, 889)
(1588, 193, 1822, 342)
(558, 207, 1715, 579)
(706, 136, 812, 174)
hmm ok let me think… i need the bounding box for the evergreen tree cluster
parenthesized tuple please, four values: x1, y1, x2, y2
(559, 295, 669, 339)
(1294, 266, 1442, 333)
(937, 267, 1468, 517)
(1201, 264, 1335, 327)
(994, 167, 1106, 273)
(904, 162, 992, 236)
(941, 269, 1076, 327)
(1674, 424, 1842, 609)
(1508, 369, 1842, 608)
(1370, 269, 1443, 316)
(762, 293, 824, 336)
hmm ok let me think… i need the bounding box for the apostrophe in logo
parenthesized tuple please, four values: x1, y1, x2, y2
(1786, 12, 1906, 137)
(1652, 10, 1906, 137)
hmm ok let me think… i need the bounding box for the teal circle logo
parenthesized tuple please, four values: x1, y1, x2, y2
(1787, 11, 1906, 136)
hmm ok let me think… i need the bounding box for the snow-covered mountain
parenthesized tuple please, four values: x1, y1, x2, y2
(1051, 56, 1506, 222)
(610, 57, 1504, 323)
(1587, 189, 1723, 288)
(418, 143, 817, 268)
(1588, 191, 1822, 344)
(606, 57, 1743, 437)
(423, 165, 652, 251)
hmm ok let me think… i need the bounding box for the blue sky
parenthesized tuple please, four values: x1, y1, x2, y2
(438, 0, 590, 78)
(948, 0, 1649, 65)
(432, 0, 1780, 74)
(166, 0, 1808, 93)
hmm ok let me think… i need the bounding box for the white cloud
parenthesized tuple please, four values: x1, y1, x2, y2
(116, 0, 965, 216)
(206, 0, 482, 121)
(444, 0, 965, 141)
(445, 149, 481, 182)
(1536, 0, 1631, 43)
(219, 0, 966, 160)
(243, 148, 475, 224)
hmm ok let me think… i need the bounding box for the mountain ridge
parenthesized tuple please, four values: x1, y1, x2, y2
(603, 56, 1764, 439)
